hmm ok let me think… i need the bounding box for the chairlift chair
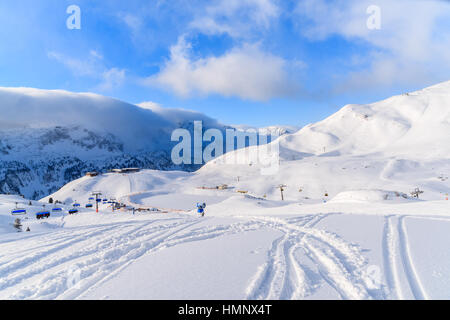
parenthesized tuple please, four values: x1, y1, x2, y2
(36, 211, 50, 220)
(11, 208, 27, 216)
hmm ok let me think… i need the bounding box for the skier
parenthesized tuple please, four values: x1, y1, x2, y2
(196, 203, 206, 217)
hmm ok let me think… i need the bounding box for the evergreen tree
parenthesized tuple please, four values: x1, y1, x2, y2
(13, 218, 22, 232)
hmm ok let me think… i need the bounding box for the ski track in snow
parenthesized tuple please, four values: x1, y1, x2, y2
(382, 216, 403, 300)
(0, 217, 201, 299)
(0, 214, 268, 300)
(382, 215, 429, 300)
(397, 216, 429, 300)
(0, 211, 438, 300)
(244, 214, 386, 300)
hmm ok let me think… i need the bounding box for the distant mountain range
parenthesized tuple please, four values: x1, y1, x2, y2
(0, 87, 294, 199)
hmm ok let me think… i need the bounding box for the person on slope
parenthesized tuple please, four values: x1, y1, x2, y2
(196, 203, 206, 217)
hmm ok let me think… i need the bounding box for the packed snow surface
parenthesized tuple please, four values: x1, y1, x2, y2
(0, 165, 447, 300)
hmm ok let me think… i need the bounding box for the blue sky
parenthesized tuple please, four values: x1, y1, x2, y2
(1, 0, 450, 127)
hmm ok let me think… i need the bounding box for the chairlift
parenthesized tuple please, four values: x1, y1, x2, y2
(73, 203, 81, 207)
(36, 211, 50, 220)
(52, 207, 63, 212)
(11, 208, 27, 216)
(88, 197, 95, 201)
(11, 202, 27, 216)
(68, 209, 78, 215)
(86, 203, 94, 208)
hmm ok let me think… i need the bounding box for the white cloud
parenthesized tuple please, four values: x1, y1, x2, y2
(136, 101, 223, 128)
(295, 0, 450, 91)
(145, 38, 299, 101)
(189, 0, 280, 38)
(137, 101, 162, 111)
(117, 12, 144, 39)
(97, 68, 126, 91)
(89, 50, 104, 60)
(116, 0, 295, 101)
(48, 51, 126, 91)
(47, 51, 99, 77)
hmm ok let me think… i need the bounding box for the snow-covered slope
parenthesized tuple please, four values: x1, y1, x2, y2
(193, 81, 450, 202)
(278, 81, 450, 158)
(2, 171, 449, 300)
(231, 124, 300, 136)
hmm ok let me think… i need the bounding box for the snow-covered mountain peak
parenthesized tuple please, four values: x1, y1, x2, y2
(276, 80, 450, 158)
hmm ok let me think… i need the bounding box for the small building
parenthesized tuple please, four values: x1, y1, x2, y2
(111, 168, 141, 174)
(122, 168, 140, 173)
(86, 172, 99, 177)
